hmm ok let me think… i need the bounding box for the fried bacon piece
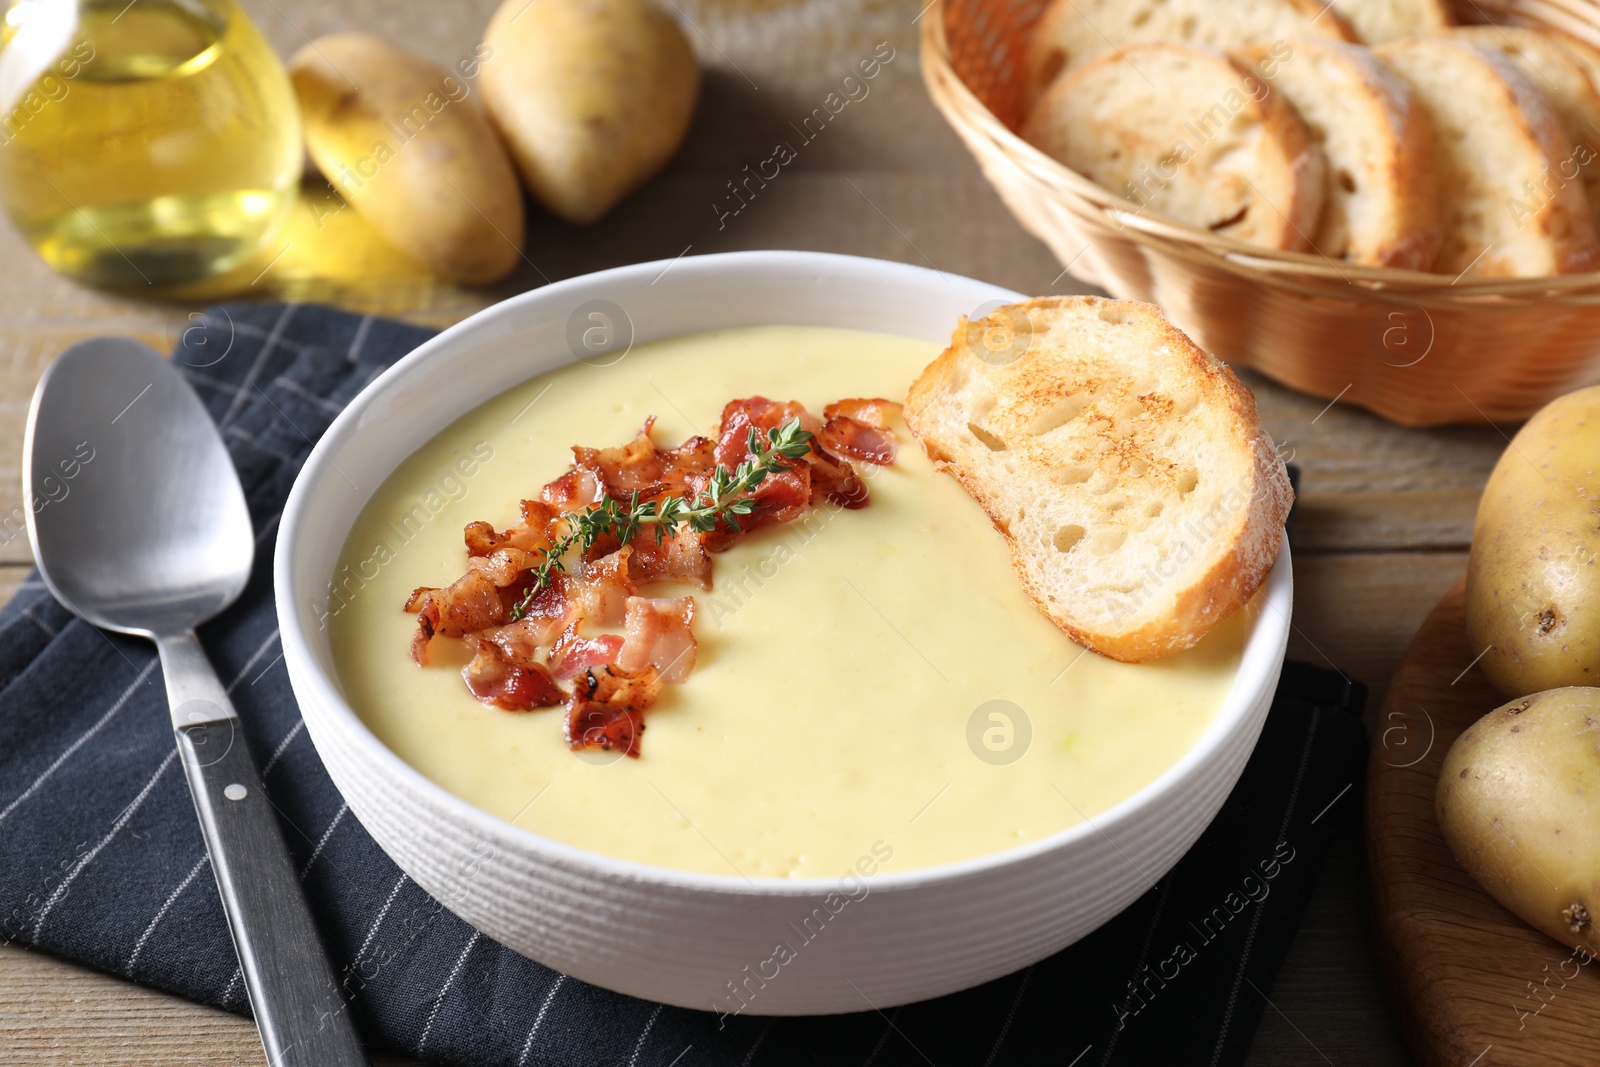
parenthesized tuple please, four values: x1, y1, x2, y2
(429, 571, 509, 635)
(824, 397, 901, 428)
(408, 394, 898, 756)
(819, 398, 900, 465)
(540, 468, 602, 513)
(465, 500, 556, 557)
(585, 661, 663, 707)
(408, 570, 506, 665)
(801, 444, 869, 510)
(410, 624, 432, 667)
(661, 435, 715, 488)
(714, 397, 817, 471)
(619, 596, 697, 683)
(573, 547, 636, 626)
(566, 701, 644, 756)
(745, 465, 811, 531)
(821, 416, 896, 465)
(467, 546, 541, 588)
(550, 621, 625, 681)
(462, 642, 565, 711)
(463, 521, 504, 556)
(516, 572, 575, 637)
(476, 618, 550, 667)
(627, 527, 712, 587)
(521, 498, 559, 533)
(573, 422, 669, 495)
(715, 395, 887, 513)
(563, 664, 662, 758)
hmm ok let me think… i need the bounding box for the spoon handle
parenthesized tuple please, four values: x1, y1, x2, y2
(160, 631, 369, 1067)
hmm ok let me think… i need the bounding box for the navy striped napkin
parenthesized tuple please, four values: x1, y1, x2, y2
(0, 302, 1366, 1067)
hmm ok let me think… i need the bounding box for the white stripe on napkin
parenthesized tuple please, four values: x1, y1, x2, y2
(32, 748, 178, 937)
(0, 659, 158, 826)
(517, 974, 567, 1067)
(126, 854, 209, 972)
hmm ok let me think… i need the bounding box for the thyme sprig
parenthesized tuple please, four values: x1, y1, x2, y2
(509, 418, 814, 620)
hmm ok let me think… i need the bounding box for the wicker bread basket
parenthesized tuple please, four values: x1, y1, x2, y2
(923, 0, 1600, 426)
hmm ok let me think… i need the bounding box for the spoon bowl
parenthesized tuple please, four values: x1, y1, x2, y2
(25, 337, 253, 636)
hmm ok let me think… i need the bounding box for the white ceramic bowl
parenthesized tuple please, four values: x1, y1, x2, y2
(276, 250, 1292, 1015)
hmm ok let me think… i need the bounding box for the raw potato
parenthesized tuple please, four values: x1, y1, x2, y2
(1437, 687, 1600, 957)
(479, 0, 699, 225)
(290, 35, 525, 285)
(1465, 385, 1600, 697)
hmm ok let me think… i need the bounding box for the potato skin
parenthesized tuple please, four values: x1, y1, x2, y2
(290, 34, 525, 285)
(1437, 687, 1600, 956)
(479, 0, 699, 225)
(1465, 385, 1600, 697)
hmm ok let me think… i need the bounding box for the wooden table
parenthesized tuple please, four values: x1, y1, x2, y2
(0, 0, 1491, 1061)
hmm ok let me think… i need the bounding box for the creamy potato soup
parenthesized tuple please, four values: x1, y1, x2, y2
(329, 326, 1253, 878)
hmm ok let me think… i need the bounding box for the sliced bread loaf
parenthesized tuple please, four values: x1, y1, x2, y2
(1448, 25, 1600, 221)
(902, 296, 1292, 663)
(1024, 0, 1357, 106)
(1022, 41, 1324, 251)
(1238, 38, 1441, 268)
(1546, 29, 1600, 214)
(1325, 0, 1451, 43)
(1375, 37, 1600, 277)
(1543, 27, 1600, 93)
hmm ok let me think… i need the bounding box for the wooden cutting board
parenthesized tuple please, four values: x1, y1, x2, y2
(1367, 575, 1600, 1066)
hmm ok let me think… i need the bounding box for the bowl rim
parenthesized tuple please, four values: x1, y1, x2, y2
(275, 248, 1293, 898)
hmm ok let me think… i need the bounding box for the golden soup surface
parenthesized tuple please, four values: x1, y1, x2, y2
(329, 326, 1251, 878)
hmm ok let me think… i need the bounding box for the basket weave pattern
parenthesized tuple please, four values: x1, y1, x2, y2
(924, 0, 1600, 425)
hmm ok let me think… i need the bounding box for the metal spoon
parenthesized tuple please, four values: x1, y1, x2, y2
(23, 337, 367, 1067)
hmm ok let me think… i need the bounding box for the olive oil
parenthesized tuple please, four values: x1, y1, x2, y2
(0, 0, 302, 287)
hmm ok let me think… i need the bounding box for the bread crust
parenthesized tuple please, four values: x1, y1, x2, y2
(1023, 42, 1325, 252)
(1240, 37, 1441, 269)
(1024, 0, 1357, 107)
(1326, 0, 1452, 44)
(1542, 27, 1600, 93)
(1376, 37, 1600, 277)
(1447, 25, 1600, 225)
(903, 296, 1293, 663)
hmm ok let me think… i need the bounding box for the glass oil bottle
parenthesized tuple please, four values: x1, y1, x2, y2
(0, 0, 303, 288)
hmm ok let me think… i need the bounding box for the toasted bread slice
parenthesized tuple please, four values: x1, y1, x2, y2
(1376, 37, 1600, 277)
(1448, 26, 1600, 221)
(1543, 27, 1600, 93)
(1238, 39, 1441, 268)
(1546, 28, 1600, 218)
(1024, 0, 1356, 106)
(902, 297, 1292, 663)
(1022, 42, 1324, 250)
(1325, 0, 1451, 43)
